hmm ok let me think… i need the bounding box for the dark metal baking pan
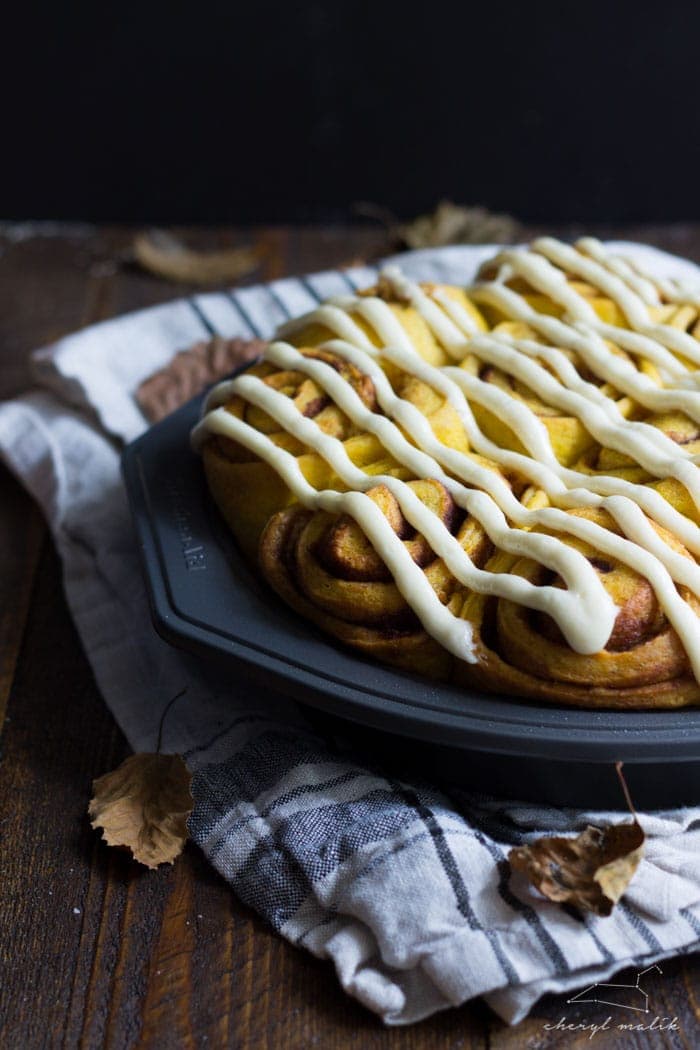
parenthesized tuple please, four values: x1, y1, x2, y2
(121, 395, 700, 808)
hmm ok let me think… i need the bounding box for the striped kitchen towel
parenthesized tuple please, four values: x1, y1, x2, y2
(1, 243, 699, 1026)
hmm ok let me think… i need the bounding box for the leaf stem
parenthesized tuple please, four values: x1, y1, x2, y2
(615, 761, 638, 821)
(156, 687, 187, 754)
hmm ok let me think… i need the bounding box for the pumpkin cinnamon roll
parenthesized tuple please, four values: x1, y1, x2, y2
(455, 508, 700, 708)
(259, 479, 490, 678)
(194, 237, 700, 709)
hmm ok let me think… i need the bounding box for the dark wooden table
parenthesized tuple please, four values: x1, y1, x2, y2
(1, 222, 699, 1049)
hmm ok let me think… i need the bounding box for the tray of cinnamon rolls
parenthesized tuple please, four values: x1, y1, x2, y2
(123, 238, 700, 807)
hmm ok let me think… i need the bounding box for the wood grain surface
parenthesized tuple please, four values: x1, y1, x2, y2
(0, 222, 699, 1049)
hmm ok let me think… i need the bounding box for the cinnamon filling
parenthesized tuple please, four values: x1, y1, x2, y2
(535, 561, 667, 652)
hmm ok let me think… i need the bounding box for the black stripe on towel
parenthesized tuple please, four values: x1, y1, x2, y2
(680, 907, 700, 938)
(340, 267, 378, 291)
(300, 276, 321, 303)
(266, 284, 292, 319)
(224, 291, 262, 337)
(189, 298, 218, 336)
(619, 901, 663, 952)
(394, 784, 519, 984)
(580, 916, 616, 965)
(473, 830, 570, 972)
(338, 269, 361, 292)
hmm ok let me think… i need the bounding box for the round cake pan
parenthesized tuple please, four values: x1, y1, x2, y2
(122, 396, 700, 809)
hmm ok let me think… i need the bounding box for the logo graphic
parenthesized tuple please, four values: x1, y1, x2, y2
(567, 964, 663, 1013)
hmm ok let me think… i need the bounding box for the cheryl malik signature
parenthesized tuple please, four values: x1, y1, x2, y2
(542, 965, 681, 1039)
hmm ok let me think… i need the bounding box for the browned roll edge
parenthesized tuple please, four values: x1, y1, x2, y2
(455, 597, 700, 711)
(258, 502, 457, 680)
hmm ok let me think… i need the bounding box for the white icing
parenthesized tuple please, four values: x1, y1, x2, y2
(277, 303, 375, 350)
(194, 240, 700, 681)
(576, 237, 661, 306)
(503, 239, 700, 367)
(380, 265, 474, 355)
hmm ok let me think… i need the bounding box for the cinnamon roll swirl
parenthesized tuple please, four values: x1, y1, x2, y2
(260, 480, 490, 678)
(456, 509, 700, 708)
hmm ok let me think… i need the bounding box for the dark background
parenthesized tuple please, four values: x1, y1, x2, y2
(4, 2, 699, 225)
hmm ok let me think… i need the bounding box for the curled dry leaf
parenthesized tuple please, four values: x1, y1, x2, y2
(89, 754, 193, 869)
(133, 229, 260, 285)
(397, 200, 520, 249)
(509, 821, 645, 917)
(136, 336, 266, 422)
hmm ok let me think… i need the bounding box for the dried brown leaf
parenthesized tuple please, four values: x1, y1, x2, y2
(509, 821, 645, 917)
(136, 336, 266, 422)
(89, 753, 193, 869)
(133, 229, 260, 285)
(397, 200, 520, 249)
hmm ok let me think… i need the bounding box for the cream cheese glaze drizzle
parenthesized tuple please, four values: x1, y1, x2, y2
(193, 239, 700, 678)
